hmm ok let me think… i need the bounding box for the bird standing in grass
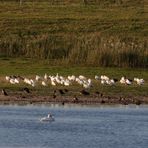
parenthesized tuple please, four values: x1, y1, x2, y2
(53, 90, 57, 99)
(23, 87, 30, 93)
(58, 89, 65, 95)
(2, 89, 8, 96)
(80, 89, 90, 96)
(73, 96, 79, 103)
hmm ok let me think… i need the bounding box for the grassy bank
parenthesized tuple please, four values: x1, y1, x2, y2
(0, 1, 147, 67)
(0, 58, 148, 98)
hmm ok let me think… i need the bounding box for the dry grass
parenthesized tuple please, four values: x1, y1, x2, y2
(0, 1, 147, 67)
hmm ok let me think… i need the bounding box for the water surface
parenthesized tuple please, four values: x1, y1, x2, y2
(0, 104, 148, 148)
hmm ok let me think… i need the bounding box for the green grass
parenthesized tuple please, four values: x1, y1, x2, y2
(0, 2, 146, 35)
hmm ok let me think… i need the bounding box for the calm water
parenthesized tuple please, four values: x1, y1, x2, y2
(0, 104, 148, 148)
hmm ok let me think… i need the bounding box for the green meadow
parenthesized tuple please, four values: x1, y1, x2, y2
(0, 1, 147, 97)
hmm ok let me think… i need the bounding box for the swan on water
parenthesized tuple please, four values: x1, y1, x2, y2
(40, 113, 55, 122)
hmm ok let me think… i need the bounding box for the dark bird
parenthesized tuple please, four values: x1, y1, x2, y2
(94, 91, 100, 96)
(58, 89, 65, 95)
(128, 79, 133, 82)
(101, 100, 105, 104)
(64, 89, 68, 93)
(107, 96, 111, 100)
(12, 75, 17, 79)
(113, 78, 118, 82)
(100, 93, 103, 97)
(23, 87, 30, 93)
(80, 89, 90, 95)
(73, 96, 79, 103)
(52, 90, 57, 99)
(135, 100, 141, 105)
(95, 91, 100, 95)
(18, 75, 24, 80)
(2, 89, 8, 96)
(62, 101, 65, 105)
(53, 94, 56, 99)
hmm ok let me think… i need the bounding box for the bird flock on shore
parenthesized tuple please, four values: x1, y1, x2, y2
(4, 73, 145, 89)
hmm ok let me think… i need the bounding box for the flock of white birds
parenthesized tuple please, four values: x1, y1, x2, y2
(5, 73, 145, 89)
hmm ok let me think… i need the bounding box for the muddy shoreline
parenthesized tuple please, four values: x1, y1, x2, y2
(0, 93, 148, 106)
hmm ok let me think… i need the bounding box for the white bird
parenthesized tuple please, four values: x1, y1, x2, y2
(101, 75, 109, 81)
(71, 75, 76, 81)
(125, 79, 132, 85)
(42, 81, 47, 86)
(79, 75, 86, 80)
(101, 79, 106, 84)
(44, 73, 48, 80)
(120, 77, 126, 84)
(30, 79, 35, 87)
(36, 75, 41, 81)
(134, 78, 144, 85)
(55, 77, 61, 84)
(24, 78, 34, 86)
(106, 80, 112, 85)
(51, 80, 56, 86)
(68, 75, 76, 81)
(64, 80, 70, 86)
(14, 78, 19, 84)
(82, 79, 92, 89)
(95, 75, 99, 80)
(9, 78, 16, 84)
(83, 83, 90, 89)
(40, 113, 54, 122)
(6, 76, 10, 81)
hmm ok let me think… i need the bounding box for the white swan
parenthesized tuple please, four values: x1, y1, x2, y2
(40, 113, 55, 122)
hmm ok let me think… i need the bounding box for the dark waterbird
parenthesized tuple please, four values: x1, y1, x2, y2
(52, 90, 57, 98)
(73, 96, 79, 103)
(1, 89, 8, 96)
(95, 91, 103, 97)
(80, 90, 90, 96)
(113, 78, 118, 82)
(58, 89, 65, 95)
(135, 100, 141, 105)
(94, 91, 103, 97)
(23, 87, 30, 93)
(64, 89, 69, 93)
(62, 101, 65, 105)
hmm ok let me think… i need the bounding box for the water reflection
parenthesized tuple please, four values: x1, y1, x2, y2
(0, 102, 148, 109)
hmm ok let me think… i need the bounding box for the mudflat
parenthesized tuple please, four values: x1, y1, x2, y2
(0, 90, 147, 106)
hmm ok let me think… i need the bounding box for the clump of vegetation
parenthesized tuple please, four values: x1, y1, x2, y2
(0, 0, 147, 67)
